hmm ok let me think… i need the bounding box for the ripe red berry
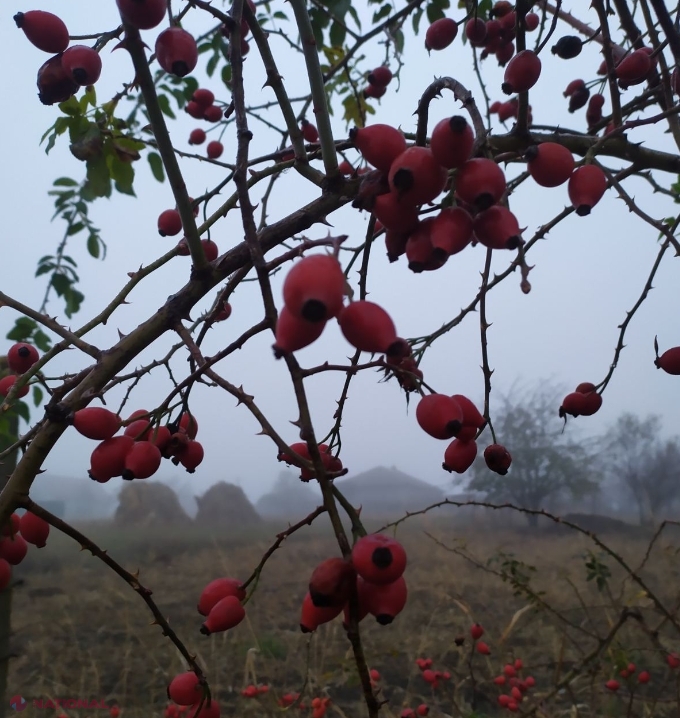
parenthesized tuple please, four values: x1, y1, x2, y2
(667, 653, 680, 669)
(168, 672, 201, 706)
(455, 158, 507, 210)
(498, 695, 511, 707)
(185, 101, 204, 119)
(655, 346, 680, 374)
(430, 116, 475, 170)
(442, 439, 477, 473)
(362, 575, 408, 624)
(88, 435, 136, 483)
(526, 143, 574, 187)
(638, 670, 650, 684)
(158, 209, 182, 237)
(368, 66, 393, 87)
(503, 664, 516, 677)
(7, 343, 39, 374)
(156, 27, 198, 77)
(193, 88, 215, 107)
(350, 124, 407, 173)
(494, 675, 507, 685)
(301, 119, 319, 143)
(471, 623, 484, 639)
(586, 94, 605, 126)
(1, 514, 20, 538)
(0, 559, 10, 591)
(372, 191, 420, 233)
(37, 53, 79, 105)
(405, 218, 446, 273)
(73, 407, 121, 441)
(309, 557, 356, 607)
(524, 675, 536, 687)
(204, 106, 222, 124)
(616, 49, 652, 89)
(525, 12, 539, 31)
(207, 141, 224, 159)
(200, 595, 245, 635)
(198, 578, 245, 616)
(0, 375, 29, 399)
(476, 641, 491, 655)
(430, 208, 474, 258)
(178, 440, 204, 473)
(465, 18, 487, 46)
(189, 128, 206, 145)
(352, 534, 407, 585)
(389, 147, 447, 206)
(61, 45, 102, 85)
(116, 0, 168, 30)
(18, 512, 50, 548)
(364, 83, 387, 99)
(385, 229, 409, 262)
(14, 11, 69, 53)
(123, 442, 162, 480)
(425, 18, 458, 51)
(568, 165, 607, 216)
(338, 301, 399, 354)
(283, 254, 346, 322)
(484, 443, 512, 475)
(416, 394, 463, 440)
(474, 206, 523, 250)
(300, 591, 342, 632)
(0, 535, 28, 566)
(177, 412, 198, 440)
(605, 679, 620, 692)
(273, 307, 327, 358)
(200, 239, 219, 262)
(502, 50, 541, 94)
(495, 41, 516, 67)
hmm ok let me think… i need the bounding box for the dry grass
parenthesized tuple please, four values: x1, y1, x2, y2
(7, 509, 680, 717)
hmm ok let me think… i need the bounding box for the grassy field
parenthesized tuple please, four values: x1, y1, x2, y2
(7, 508, 680, 717)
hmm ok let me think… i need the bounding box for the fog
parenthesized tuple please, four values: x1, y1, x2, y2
(2, 3, 679, 510)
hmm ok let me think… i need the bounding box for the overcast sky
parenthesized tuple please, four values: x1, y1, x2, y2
(2, 2, 679, 506)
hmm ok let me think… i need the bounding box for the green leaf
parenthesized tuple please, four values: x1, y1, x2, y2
(53, 177, 79, 187)
(59, 96, 83, 116)
(412, 8, 424, 34)
(14, 400, 30, 424)
(206, 52, 220, 78)
(107, 154, 135, 196)
(221, 64, 232, 87)
(329, 21, 346, 48)
(373, 4, 392, 22)
(147, 152, 165, 183)
(182, 76, 199, 101)
(67, 222, 85, 236)
(157, 93, 176, 119)
(87, 233, 101, 259)
(32, 386, 44, 409)
(79, 86, 97, 111)
(32, 330, 52, 353)
(6, 318, 37, 343)
(347, 6, 361, 29)
(84, 154, 112, 198)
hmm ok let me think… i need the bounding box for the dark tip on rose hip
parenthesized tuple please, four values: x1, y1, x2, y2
(372, 547, 393, 569)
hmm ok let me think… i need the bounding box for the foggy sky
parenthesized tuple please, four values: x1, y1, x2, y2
(2, 2, 679, 505)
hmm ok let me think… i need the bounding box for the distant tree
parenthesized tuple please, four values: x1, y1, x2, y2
(600, 414, 680, 526)
(463, 385, 599, 526)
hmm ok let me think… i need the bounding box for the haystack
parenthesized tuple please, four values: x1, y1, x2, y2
(195, 481, 262, 527)
(115, 481, 192, 527)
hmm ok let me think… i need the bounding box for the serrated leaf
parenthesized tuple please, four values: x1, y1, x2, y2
(6, 318, 37, 343)
(373, 4, 391, 22)
(32, 386, 44, 408)
(84, 154, 112, 198)
(33, 330, 52, 353)
(147, 152, 165, 182)
(59, 96, 83, 116)
(107, 154, 135, 195)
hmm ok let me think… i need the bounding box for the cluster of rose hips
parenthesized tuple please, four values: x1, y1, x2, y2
(278, 692, 332, 715)
(425, 1, 540, 69)
(0, 510, 51, 591)
(605, 663, 651, 692)
(0, 342, 40, 399)
(363, 65, 394, 100)
(186, 88, 227, 160)
(157, 200, 220, 263)
(301, 534, 407, 631)
(417, 658, 451, 690)
(415, 391, 513, 475)
(559, 382, 603, 420)
(73, 406, 204, 482)
(492, 659, 536, 712)
(401, 704, 429, 718)
(165, 672, 219, 718)
(14, 10, 102, 106)
(240, 684, 269, 698)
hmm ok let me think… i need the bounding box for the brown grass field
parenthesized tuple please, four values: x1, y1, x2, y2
(7, 508, 680, 717)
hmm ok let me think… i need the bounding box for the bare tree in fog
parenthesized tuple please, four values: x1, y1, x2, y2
(600, 414, 680, 526)
(462, 385, 599, 526)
